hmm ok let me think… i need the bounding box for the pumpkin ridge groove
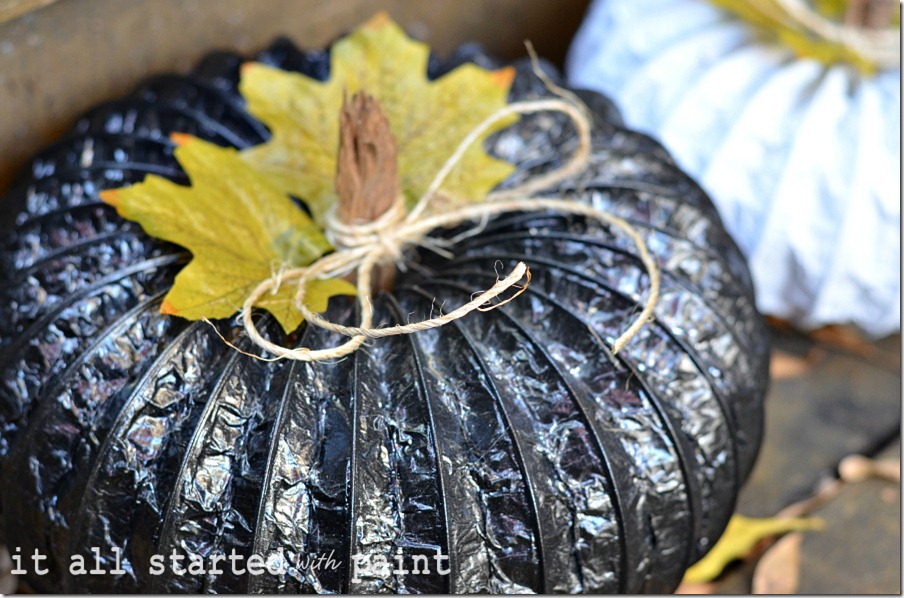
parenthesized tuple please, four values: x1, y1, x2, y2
(66, 320, 225, 592)
(307, 314, 358, 593)
(404, 284, 550, 593)
(382, 293, 455, 593)
(441, 246, 756, 362)
(246, 339, 302, 594)
(18, 133, 176, 177)
(256, 310, 357, 593)
(149, 326, 270, 593)
(421, 284, 623, 593)
(205, 342, 285, 593)
(442, 252, 747, 428)
(77, 99, 254, 150)
(561, 179, 705, 204)
(1, 176, 171, 233)
(425, 267, 702, 580)
(17, 141, 185, 191)
(129, 74, 270, 142)
(247, 315, 355, 593)
(0, 230, 154, 284)
(396, 287, 542, 592)
(422, 277, 650, 592)
(44, 160, 185, 182)
(345, 301, 451, 593)
(1, 296, 178, 589)
(0, 289, 173, 456)
(345, 329, 364, 593)
(442, 234, 761, 379)
(424, 261, 740, 554)
(0, 254, 185, 359)
(0, 203, 127, 253)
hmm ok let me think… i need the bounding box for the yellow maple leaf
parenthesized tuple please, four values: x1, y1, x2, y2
(682, 514, 824, 583)
(100, 135, 355, 334)
(239, 12, 518, 224)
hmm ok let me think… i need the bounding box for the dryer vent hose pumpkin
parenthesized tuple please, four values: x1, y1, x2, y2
(0, 33, 769, 594)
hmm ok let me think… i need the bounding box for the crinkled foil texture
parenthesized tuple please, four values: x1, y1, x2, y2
(0, 40, 769, 593)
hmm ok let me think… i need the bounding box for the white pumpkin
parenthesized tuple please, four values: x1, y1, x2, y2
(567, 0, 900, 338)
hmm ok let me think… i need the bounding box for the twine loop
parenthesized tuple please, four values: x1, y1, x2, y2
(232, 59, 662, 363)
(325, 199, 408, 260)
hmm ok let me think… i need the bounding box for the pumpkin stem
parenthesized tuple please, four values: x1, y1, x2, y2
(335, 90, 399, 292)
(844, 0, 897, 28)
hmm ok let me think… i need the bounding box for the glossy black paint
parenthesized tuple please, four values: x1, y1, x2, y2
(0, 39, 769, 593)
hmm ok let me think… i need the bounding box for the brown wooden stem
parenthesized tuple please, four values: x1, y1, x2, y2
(844, 0, 898, 28)
(335, 91, 399, 292)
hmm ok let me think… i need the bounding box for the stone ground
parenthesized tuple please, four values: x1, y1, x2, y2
(700, 323, 901, 594)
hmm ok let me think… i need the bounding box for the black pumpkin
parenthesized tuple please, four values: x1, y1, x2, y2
(0, 38, 769, 594)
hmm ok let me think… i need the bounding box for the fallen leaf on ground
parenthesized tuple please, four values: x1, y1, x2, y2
(770, 348, 824, 379)
(810, 324, 875, 354)
(752, 531, 803, 593)
(809, 324, 899, 370)
(777, 478, 844, 519)
(674, 580, 718, 594)
(838, 454, 901, 483)
(682, 514, 824, 583)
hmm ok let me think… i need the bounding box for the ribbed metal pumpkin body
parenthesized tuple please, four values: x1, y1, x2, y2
(0, 40, 769, 593)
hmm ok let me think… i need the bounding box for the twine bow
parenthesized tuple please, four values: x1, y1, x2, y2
(233, 59, 661, 362)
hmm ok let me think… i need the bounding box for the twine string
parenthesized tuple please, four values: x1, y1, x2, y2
(716, 0, 899, 69)
(776, 0, 899, 67)
(239, 83, 660, 362)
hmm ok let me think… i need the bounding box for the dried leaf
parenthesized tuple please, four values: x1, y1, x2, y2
(101, 135, 355, 334)
(239, 12, 517, 224)
(674, 580, 718, 594)
(682, 514, 824, 583)
(777, 478, 844, 519)
(838, 454, 901, 483)
(770, 349, 820, 379)
(808, 324, 898, 370)
(752, 531, 803, 594)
